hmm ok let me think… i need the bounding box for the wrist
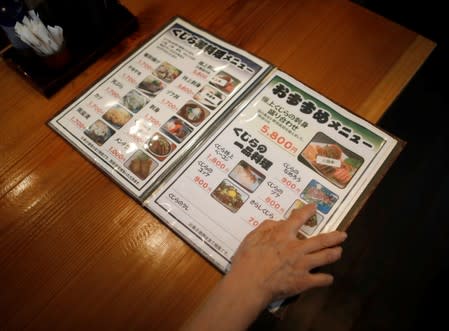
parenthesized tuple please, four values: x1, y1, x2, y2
(224, 268, 271, 312)
(182, 272, 269, 331)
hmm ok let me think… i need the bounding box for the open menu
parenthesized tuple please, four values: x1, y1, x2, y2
(49, 16, 402, 289)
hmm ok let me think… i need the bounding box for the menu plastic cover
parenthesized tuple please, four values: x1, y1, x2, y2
(48, 17, 272, 200)
(144, 71, 398, 272)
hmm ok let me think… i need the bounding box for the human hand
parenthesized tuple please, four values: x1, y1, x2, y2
(228, 204, 347, 306)
(181, 204, 347, 331)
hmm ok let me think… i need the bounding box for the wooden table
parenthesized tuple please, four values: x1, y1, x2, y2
(0, 0, 435, 330)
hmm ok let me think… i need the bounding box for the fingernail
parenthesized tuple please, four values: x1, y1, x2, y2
(340, 232, 348, 239)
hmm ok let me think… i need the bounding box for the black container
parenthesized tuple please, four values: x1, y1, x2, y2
(1, 0, 138, 97)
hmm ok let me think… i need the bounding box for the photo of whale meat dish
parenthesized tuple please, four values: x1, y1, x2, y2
(299, 132, 364, 189)
(228, 160, 265, 193)
(193, 85, 225, 110)
(137, 75, 165, 97)
(300, 179, 338, 214)
(284, 199, 324, 235)
(177, 101, 209, 126)
(124, 150, 157, 180)
(211, 179, 248, 213)
(209, 71, 240, 94)
(152, 62, 182, 83)
(102, 105, 132, 129)
(121, 89, 148, 113)
(145, 133, 174, 160)
(84, 120, 115, 146)
(160, 116, 193, 143)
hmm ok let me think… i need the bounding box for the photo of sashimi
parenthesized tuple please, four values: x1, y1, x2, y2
(299, 132, 364, 189)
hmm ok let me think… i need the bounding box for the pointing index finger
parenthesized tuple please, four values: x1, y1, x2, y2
(286, 203, 316, 235)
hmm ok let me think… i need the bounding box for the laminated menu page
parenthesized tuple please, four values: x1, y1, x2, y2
(49, 15, 403, 285)
(48, 17, 272, 199)
(143, 70, 400, 272)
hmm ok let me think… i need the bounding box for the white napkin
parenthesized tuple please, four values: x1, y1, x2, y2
(14, 10, 64, 56)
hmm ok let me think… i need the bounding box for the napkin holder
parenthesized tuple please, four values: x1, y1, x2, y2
(1, 2, 138, 97)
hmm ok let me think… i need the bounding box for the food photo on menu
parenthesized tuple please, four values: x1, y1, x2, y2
(211, 179, 249, 213)
(228, 160, 265, 193)
(145, 132, 176, 161)
(124, 149, 158, 180)
(84, 120, 115, 146)
(176, 101, 210, 126)
(102, 104, 133, 129)
(137, 75, 166, 97)
(298, 132, 364, 189)
(152, 61, 182, 83)
(209, 71, 241, 94)
(300, 179, 338, 214)
(193, 85, 226, 110)
(160, 116, 193, 143)
(121, 89, 149, 113)
(285, 199, 324, 235)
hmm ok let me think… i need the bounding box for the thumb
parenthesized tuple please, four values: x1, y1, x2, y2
(286, 203, 316, 234)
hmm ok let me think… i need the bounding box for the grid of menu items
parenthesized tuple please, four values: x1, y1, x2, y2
(145, 71, 398, 272)
(49, 17, 271, 199)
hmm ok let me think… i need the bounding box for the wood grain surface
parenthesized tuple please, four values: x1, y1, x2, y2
(0, 0, 435, 330)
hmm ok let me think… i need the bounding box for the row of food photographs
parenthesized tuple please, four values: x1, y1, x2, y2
(88, 98, 210, 140)
(83, 101, 209, 154)
(83, 117, 157, 181)
(136, 73, 230, 111)
(208, 131, 366, 235)
(137, 60, 240, 111)
(83, 112, 195, 182)
(208, 159, 334, 235)
(84, 57, 241, 143)
(144, 60, 241, 94)
(82, 57, 242, 183)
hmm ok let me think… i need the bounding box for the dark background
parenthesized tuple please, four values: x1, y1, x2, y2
(335, 1, 448, 330)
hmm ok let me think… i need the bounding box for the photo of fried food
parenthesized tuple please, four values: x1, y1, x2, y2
(299, 132, 364, 189)
(124, 150, 158, 180)
(102, 105, 132, 129)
